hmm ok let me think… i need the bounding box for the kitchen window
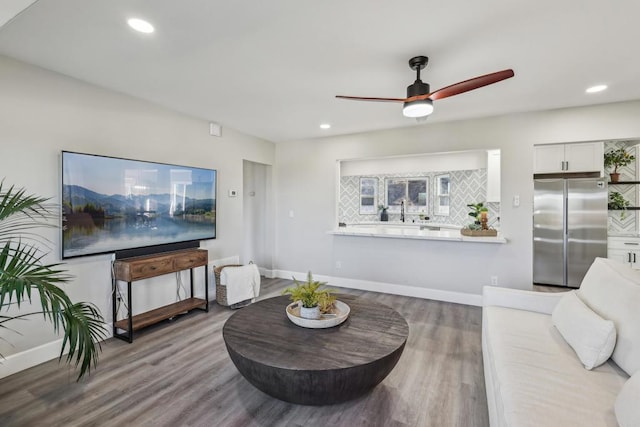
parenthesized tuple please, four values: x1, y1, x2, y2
(436, 174, 450, 216)
(385, 177, 428, 213)
(359, 177, 378, 214)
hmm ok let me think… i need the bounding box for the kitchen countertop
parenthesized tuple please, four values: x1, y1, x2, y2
(328, 226, 507, 244)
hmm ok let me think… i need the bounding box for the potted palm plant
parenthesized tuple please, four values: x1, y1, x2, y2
(604, 148, 636, 182)
(0, 180, 105, 379)
(282, 271, 335, 319)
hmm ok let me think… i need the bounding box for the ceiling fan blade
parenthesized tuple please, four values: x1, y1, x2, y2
(336, 95, 408, 103)
(415, 69, 514, 102)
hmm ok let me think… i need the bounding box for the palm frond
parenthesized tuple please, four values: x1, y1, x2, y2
(59, 303, 106, 379)
(0, 180, 57, 246)
(0, 241, 72, 329)
(0, 179, 104, 380)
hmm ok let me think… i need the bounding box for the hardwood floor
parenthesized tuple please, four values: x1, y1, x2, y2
(533, 284, 572, 293)
(0, 278, 489, 427)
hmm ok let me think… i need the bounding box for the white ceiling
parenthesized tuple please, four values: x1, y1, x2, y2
(0, 1, 639, 142)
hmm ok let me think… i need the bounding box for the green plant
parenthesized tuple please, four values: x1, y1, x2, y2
(0, 180, 105, 379)
(466, 202, 488, 224)
(604, 148, 636, 173)
(283, 271, 335, 310)
(608, 191, 631, 219)
(317, 292, 337, 314)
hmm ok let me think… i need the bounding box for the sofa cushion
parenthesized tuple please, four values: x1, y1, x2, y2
(615, 372, 640, 427)
(552, 291, 616, 369)
(484, 305, 627, 426)
(578, 257, 640, 376)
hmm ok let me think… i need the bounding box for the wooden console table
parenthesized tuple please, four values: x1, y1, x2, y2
(112, 248, 209, 343)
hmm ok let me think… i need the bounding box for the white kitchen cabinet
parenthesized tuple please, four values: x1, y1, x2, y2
(608, 236, 640, 269)
(534, 142, 603, 174)
(486, 149, 501, 202)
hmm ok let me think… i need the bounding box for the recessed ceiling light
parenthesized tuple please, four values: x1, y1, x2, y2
(586, 84, 607, 94)
(128, 18, 154, 34)
(320, 123, 331, 129)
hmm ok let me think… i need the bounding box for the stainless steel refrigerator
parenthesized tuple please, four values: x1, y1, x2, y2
(533, 177, 607, 287)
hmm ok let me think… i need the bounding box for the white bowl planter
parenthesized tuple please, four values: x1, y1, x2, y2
(286, 301, 351, 329)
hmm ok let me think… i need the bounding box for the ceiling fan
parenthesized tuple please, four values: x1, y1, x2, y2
(336, 56, 514, 119)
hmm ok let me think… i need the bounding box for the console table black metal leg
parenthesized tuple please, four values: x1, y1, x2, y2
(113, 280, 133, 343)
(191, 266, 209, 313)
(205, 265, 209, 312)
(112, 280, 117, 340)
(126, 281, 133, 343)
(190, 268, 194, 299)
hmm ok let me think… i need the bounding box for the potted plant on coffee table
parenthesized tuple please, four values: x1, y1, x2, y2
(282, 271, 335, 319)
(604, 148, 636, 182)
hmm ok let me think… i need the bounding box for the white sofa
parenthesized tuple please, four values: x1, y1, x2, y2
(482, 257, 640, 427)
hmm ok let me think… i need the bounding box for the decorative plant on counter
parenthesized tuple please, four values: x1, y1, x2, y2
(466, 202, 489, 230)
(608, 191, 631, 219)
(604, 148, 635, 182)
(283, 271, 335, 319)
(461, 201, 497, 236)
(0, 180, 105, 380)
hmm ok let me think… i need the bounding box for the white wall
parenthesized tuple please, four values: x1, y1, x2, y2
(340, 150, 488, 176)
(0, 55, 275, 373)
(242, 160, 274, 273)
(274, 100, 640, 301)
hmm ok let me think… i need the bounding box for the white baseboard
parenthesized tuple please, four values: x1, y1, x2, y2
(0, 339, 65, 379)
(273, 270, 482, 307)
(0, 324, 114, 380)
(259, 268, 275, 279)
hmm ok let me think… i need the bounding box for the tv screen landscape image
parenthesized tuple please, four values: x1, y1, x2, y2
(61, 151, 216, 259)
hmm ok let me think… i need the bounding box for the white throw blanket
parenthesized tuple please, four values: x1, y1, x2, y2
(220, 264, 260, 305)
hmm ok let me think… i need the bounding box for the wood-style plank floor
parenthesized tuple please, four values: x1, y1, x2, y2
(0, 278, 489, 427)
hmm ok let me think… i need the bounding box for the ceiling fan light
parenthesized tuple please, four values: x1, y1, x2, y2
(402, 99, 433, 118)
(128, 18, 154, 33)
(586, 84, 607, 93)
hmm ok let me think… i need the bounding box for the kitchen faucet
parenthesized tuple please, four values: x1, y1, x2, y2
(400, 200, 405, 223)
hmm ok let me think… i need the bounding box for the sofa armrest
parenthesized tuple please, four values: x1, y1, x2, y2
(482, 285, 567, 315)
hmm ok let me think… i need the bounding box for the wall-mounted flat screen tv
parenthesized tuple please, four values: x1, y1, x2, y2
(61, 151, 216, 259)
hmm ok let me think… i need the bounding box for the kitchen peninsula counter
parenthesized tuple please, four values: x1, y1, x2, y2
(328, 225, 507, 244)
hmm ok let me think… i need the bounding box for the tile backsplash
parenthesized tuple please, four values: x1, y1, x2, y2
(339, 168, 500, 228)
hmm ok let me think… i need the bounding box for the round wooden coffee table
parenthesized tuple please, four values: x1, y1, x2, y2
(222, 294, 409, 405)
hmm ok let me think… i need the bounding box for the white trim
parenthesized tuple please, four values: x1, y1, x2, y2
(0, 338, 66, 379)
(259, 267, 275, 279)
(0, 326, 114, 380)
(273, 270, 482, 307)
